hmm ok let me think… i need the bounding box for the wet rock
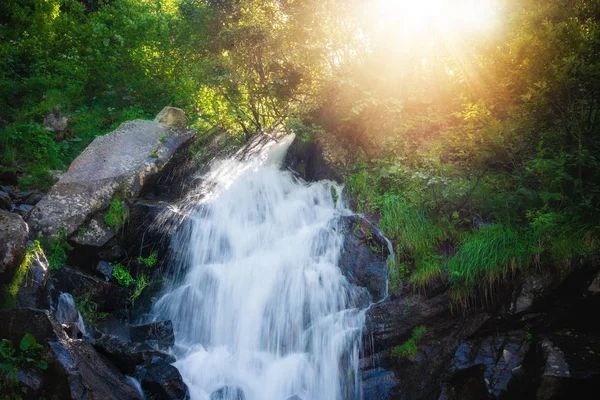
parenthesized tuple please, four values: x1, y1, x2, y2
(98, 245, 125, 262)
(154, 106, 189, 129)
(210, 386, 246, 400)
(448, 330, 531, 397)
(536, 338, 571, 400)
(338, 215, 392, 302)
(285, 395, 303, 400)
(12, 203, 34, 217)
(14, 242, 50, 308)
(52, 267, 130, 313)
(0, 210, 28, 279)
(93, 333, 176, 375)
(28, 110, 196, 239)
(23, 192, 44, 206)
(16, 365, 45, 399)
(362, 367, 399, 400)
(136, 357, 189, 400)
(49, 339, 143, 400)
(96, 260, 115, 281)
(0, 308, 56, 345)
(71, 213, 115, 247)
(130, 320, 175, 350)
(0, 190, 11, 210)
(510, 274, 557, 314)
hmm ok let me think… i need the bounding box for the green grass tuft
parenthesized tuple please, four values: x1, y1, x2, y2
(392, 325, 427, 361)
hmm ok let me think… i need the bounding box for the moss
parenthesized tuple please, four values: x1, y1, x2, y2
(3, 241, 42, 308)
(392, 325, 427, 361)
(105, 198, 129, 233)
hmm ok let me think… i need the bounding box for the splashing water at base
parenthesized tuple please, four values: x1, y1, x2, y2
(153, 135, 369, 400)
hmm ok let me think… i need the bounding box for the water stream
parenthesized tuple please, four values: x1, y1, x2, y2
(152, 135, 370, 400)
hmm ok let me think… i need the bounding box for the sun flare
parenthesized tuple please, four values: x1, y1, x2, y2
(376, 0, 500, 41)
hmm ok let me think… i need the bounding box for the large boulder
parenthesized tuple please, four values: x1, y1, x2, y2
(0, 210, 28, 279)
(130, 320, 175, 350)
(136, 357, 189, 400)
(28, 108, 196, 239)
(337, 215, 393, 302)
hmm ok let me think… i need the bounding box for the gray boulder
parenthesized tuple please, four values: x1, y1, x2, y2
(0, 190, 11, 210)
(28, 108, 196, 239)
(71, 212, 115, 247)
(0, 210, 29, 279)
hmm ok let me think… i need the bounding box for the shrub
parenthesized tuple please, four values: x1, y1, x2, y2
(46, 228, 73, 271)
(112, 263, 135, 287)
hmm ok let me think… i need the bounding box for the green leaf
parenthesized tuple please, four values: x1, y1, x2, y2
(19, 334, 36, 351)
(37, 360, 48, 370)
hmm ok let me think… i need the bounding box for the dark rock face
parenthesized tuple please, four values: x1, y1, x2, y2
(0, 308, 56, 345)
(210, 386, 246, 400)
(338, 215, 392, 302)
(93, 333, 176, 375)
(0, 190, 11, 210)
(130, 320, 175, 350)
(51, 267, 130, 313)
(98, 245, 125, 262)
(136, 357, 189, 400)
(16, 365, 45, 399)
(96, 261, 114, 281)
(49, 339, 143, 400)
(14, 243, 50, 308)
(0, 210, 28, 279)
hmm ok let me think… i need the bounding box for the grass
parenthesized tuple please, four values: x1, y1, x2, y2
(46, 227, 73, 271)
(392, 325, 427, 361)
(137, 252, 158, 268)
(105, 198, 129, 233)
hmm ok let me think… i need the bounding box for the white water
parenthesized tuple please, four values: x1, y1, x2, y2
(56, 292, 86, 336)
(152, 135, 368, 400)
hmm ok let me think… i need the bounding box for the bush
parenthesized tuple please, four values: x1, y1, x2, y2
(0, 334, 48, 400)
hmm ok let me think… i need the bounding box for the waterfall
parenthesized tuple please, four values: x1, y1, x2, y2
(56, 292, 86, 336)
(152, 135, 368, 400)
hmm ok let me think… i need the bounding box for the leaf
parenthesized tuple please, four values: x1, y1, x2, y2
(19, 334, 36, 351)
(37, 360, 48, 370)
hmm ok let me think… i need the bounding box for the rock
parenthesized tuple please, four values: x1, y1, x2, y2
(51, 267, 130, 313)
(16, 365, 45, 399)
(71, 213, 116, 247)
(285, 396, 303, 400)
(0, 190, 11, 210)
(0, 210, 28, 279)
(43, 111, 69, 133)
(130, 320, 175, 350)
(28, 111, 196, 239)
(154, 106, 189, 129)
(361, 368, 399, 400)
(98, 245, 126, 262)
(210, 386, 246, 400)
(448, 330, 531, 397)
(49, 339, 143, 400)
(136, 357, 189, 400)
(0, 308, 56, 345)
(14, 242, 50, 308)
(12, 203, 34, 217)
(536, 338, 571, 400)
(96, 260, 115, 281)
(510, 274, 557, 314)
(0, 185, 15, 196)
(337, 215, 393, 302)
(23, 193, 44, 206)
(588, 271, 600, 293)
(93, 333, 176, 375)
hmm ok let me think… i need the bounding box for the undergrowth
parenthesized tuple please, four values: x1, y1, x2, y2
(392, 325, 427, 361)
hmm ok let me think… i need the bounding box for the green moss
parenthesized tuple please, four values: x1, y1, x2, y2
(3, 241, 42, 308)
(159, 134, 167, 144)
(105, 198, 129, 233)
(149, 152, 159, 159)
(392, 325, 427, 361)
(112, 263, 135, 287)
(137, 252, 158, 268)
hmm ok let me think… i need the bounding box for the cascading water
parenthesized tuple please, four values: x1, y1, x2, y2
(152, 135, 371, 400)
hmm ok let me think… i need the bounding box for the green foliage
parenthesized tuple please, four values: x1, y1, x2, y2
(46, 228, 73, 271)
(130, 273, 150, 303)
(392, 325, 427, 361)
(105, 199, 128, 233)
(112, 263, 135, 288)
(159, 134, 167, 144)
(74, 296, 108, 327)
(0, 334, 47, 400)
(137, 252, 158, 268)
(149, 152, 159, 159)
(3, 241, 42, 308)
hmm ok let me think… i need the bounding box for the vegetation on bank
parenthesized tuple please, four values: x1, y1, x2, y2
(0, 334, 48, 400)
(1, 0, 599, 304)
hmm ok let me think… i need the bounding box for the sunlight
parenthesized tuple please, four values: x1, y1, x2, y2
(376, 0, 499, 41)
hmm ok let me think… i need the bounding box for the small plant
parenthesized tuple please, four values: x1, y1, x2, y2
(3, 241, 42, 308)
(112, 263, 135, 287)
(525, 331, 533, 342)
(47, 228, 73, 271)
(392, 325, 426, 361)
(330, 185, 339, 205)
(75, 296, 108, 327)
(149, 151, 159, 158)
(0, 334, 48, 399)
(130, 273, 150, 303)
(105, 198, 129, 233)
(137, 252, 158, 268)
(159, 134, 167, 144)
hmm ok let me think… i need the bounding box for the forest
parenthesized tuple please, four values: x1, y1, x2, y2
(1, 0, 599, 304)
